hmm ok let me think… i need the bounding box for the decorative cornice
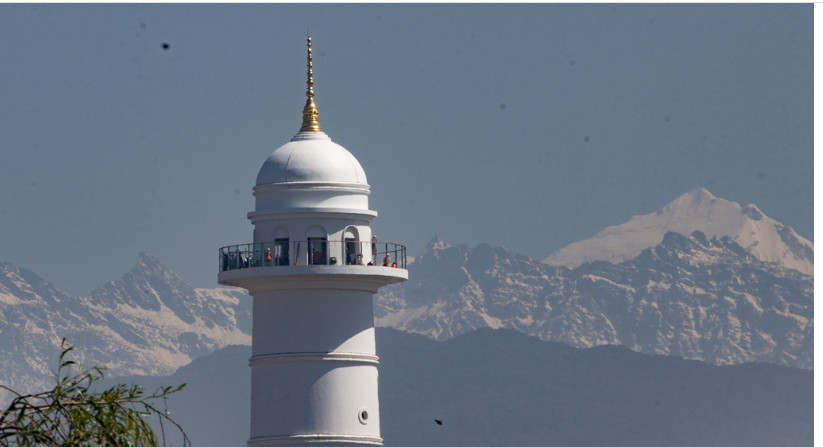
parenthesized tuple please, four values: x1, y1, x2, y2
(249, 351, 380, 367)
(253, 181, 372, 193)
(247, 208, 378, 224)
(247, 433, 383, 446)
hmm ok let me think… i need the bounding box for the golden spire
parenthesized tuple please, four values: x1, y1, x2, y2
(300, 36, 322, 132)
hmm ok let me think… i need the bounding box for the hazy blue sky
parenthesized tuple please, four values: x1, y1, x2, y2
(0, 4, 812, 296)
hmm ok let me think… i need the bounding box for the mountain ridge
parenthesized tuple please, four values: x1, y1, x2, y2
(0, 255, 250, 399)
(104, 327, 812, 447)
(375, 229, 812, 369)
(542, 187, 813, 275)
(0, 187, 812, 404)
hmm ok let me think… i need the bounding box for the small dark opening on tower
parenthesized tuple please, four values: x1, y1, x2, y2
(308, 237, 327, 265)
(275, 238, 289, 266)
(345, 238, 359, 265)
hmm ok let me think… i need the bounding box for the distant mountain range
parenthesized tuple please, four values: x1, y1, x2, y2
(0, 188, 812, 403)
(0, 254, 250, 398)
(375, 188, 813, 369)
(106, 328, 813, 447)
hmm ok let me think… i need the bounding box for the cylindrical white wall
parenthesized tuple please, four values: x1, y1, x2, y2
(249, 361, 381, 444)
(225, 272, 406, 447)
(251, 289, 376, 357)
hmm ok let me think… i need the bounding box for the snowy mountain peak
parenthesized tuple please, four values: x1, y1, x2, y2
(542, 188, 813, 275)
(89, 253, 194, 314)
(0, 254, 251, 398)
(425, 236, 452, 251)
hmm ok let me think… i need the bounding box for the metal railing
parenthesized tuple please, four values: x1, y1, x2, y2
(219, 240, 407, 272)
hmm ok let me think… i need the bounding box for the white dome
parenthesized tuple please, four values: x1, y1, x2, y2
(256, 131, 368, 186)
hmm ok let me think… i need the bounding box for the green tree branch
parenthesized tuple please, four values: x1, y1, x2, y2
(0, 339, 190, 447)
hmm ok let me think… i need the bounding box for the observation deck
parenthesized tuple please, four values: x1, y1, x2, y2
(217, 240, 408, 292)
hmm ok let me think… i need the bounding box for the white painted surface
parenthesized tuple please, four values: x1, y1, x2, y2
(251, 290, 377, 355)
(249, 362, 381, 441)
(253, 183, 371, 212)
(220, 127, 406, 446)
(256, 132, 367, 186)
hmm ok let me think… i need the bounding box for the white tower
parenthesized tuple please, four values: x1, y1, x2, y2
(218, 37, 407, 447)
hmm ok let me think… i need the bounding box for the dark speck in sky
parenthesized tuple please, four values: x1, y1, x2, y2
(162, 42, 170, 50)
(584, 136, 590, 143)
(499, 103, 506, 110)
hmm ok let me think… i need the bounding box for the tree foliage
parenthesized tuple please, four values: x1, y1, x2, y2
(0, 340, 190, 446)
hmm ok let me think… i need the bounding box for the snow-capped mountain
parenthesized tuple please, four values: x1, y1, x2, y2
(376, 196, 813, 369)
(0, 253, 250, 397)
(543, 187, 813, 275)
(0, 187, 812, 404)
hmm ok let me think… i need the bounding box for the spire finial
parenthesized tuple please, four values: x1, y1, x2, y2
(300, 35, 322, 132)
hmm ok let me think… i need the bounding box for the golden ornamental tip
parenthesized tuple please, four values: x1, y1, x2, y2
(300, 36, 322, 132)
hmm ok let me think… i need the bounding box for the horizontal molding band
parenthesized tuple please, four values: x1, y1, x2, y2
(247, 433, 383, 446)
(253, 182, 372, 193)
(217, 266, 408, 294)
(247, 208, 378, 221)
(249, 352, 379, 367)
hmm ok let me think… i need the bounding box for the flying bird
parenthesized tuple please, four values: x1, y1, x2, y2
(434, 419, 443, 425)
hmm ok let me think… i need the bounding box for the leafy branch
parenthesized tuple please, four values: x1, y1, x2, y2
(0, 339, 190, 446)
